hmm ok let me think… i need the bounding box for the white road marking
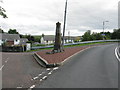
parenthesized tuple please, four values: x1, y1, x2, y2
(33, 76, 38, 80)
(40, 79, 42, 82)
(115, 47, 120, 61)
(46, 68, 51, 71)
(17, 87, 22, 88)
(4, 58, 9, 63)
(5, 60, 8, 63)
(42, 72, 45, 74)
(38, 74, 42, 76)
(48, 70, 53, 75)
(53, 67, 59, 70)
(29, 85, 35, 88)
(117, 47, 120, 56)
(0, 65, 4, 70)
(42, 76, 47, 80)
(31, 72, 45, 81)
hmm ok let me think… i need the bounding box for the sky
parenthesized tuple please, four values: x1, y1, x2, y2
(0, 0, 119, 36)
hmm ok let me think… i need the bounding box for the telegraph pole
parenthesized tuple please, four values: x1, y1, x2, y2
(62, 0, 68, 51)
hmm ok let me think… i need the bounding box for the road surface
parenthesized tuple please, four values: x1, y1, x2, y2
(37, 43, 118, 88)
(2, 52, 47, 88)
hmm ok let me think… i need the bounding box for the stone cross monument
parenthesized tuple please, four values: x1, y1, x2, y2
(53, 22, 62, 52)
(46, 22, 63, 54)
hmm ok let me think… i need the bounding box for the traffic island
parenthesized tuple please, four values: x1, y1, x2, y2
(33, 46, 90, 68)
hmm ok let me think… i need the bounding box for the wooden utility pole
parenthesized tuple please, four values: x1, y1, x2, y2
(62, 0, 68, 50)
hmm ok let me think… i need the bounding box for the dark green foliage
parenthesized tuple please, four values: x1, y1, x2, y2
(111, 29, 120, 39)
(82, 30, 92, 41)
(0, 6, 8, 18)
(82, 30, 111, 41)
(8, 29, 19, 34)
(0, 28, 4, 33)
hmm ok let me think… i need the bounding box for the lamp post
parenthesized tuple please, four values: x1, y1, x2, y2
(102, 21, 109, 40)
(103, 21, 109, 33)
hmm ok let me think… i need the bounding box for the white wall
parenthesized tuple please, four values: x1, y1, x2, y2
(14, 40, 20, 45)
(26, 43, 31, 51)
(0, 40, 3, 46)
(45, 40, 54, 45)
(41, 37, 45, 44)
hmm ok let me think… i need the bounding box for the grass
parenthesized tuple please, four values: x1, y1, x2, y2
(64, 41, 111, 47)
(26, 41, 115, 52)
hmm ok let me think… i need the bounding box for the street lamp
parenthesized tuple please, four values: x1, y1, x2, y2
(103, 21, 109, 33)
(102, 21, 109, 40)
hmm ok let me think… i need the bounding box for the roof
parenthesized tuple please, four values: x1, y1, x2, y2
(43, 35, 81, 41)
(0, 33, 20, 40)
(19, 38, 28, 45)
(43, 35, 55, 41)
(20, 38, 28, 42)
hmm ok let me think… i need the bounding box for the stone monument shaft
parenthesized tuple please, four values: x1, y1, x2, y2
(54, 22, 62, 51)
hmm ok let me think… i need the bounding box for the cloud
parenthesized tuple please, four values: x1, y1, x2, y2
(0, 0, 119, 36)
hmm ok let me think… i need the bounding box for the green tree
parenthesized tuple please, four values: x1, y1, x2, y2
(82, 30, 92, 41)
(111, 29, 120, 39)
(8, 29, 19, 34)
(92, 33, 103, 40)
(0, 1, 7, 18)
(0, 28, 4, 33)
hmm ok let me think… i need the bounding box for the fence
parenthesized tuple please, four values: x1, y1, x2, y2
(31, 39, 120, 50)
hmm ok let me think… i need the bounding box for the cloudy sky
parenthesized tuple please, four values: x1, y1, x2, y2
(0, 0, 119, 36)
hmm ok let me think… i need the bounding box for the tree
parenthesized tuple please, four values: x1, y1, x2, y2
(0, 1, 7, 18)
(42, 33, 44, 37)
(111, 29, 120, 39)
(82, 30, 92, 41)
(92, 33, 103, 40)
(82, 30, 104, 41)
(26, 35, 35, 42)
(0, 28, 4, 33)
(8, 29, 19, 34)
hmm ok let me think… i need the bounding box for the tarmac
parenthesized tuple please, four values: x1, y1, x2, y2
(33, 43, 116, 68)
(33, 46, 91, 68)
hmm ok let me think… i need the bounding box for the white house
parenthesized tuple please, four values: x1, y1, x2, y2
(40, 35, 81, 45)
(0, 33, 29, 46)
(41, 35, 55, 45)
(0, 33, 20, 46)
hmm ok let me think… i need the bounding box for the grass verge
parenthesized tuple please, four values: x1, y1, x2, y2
(26, 41, 115, 52)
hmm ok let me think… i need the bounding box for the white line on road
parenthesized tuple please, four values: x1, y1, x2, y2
(0, 65, 4, 70)
(42, 76, 47, 80)
(115, 47, 120, 61)
(29, 85, 35, 89)
(38, 74, 42, 76)
(46, 68, 51, 71)
(40, 79, 43, 82)
(5, 60, 8, 63)
(17, 87, 22, 88)
(33, 76, 39, 80)
(53, 67, 59, 70)
(31, 72, 45, 81)
(48, 70, 53, 75)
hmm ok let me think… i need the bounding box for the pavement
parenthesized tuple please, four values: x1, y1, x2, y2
(37, 43, 118, 88)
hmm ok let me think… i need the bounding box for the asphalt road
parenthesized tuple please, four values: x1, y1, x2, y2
(37, 43, 118, 88)
(2, 52, 47, 88)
